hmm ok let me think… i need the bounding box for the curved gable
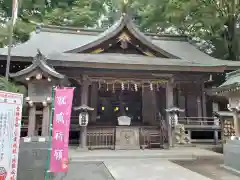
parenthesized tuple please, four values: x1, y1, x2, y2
(66, 14, 179, 58)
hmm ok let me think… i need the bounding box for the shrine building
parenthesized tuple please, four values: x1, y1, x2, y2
(0, 9, 240, 150)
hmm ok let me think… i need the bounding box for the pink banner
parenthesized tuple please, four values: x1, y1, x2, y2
(50, 88, 74, 172)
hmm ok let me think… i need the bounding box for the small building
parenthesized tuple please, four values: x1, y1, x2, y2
(213, 70, 240, 140)
(1, 10, 240, 149)
(213, 70, 240, 172)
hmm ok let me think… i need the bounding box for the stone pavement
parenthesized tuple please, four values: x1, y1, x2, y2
(65, 147, 227, 180)
(69, 147, 222, 161)
(104, 159, 212, 180)
(51, 162, 114, 180)
(173, 157, 240, 180)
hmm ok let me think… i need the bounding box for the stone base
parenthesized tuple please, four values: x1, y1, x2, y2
(115, 126, 140, 150)
(224, 140, 240, 172)
(76, 147, 89, 152)
(174, 143, 195, 148)
(115, 145, 139, 150)
(220, 164, 240, 176)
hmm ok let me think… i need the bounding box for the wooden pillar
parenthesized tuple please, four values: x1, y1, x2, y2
(142, 87, 147, 124)
(201, 82, 207, 117)
(212, 101, 219, 112)
(184, 91, 188, 117)
(142, 87, 155, 124)
(28, 104, 36, 136)
(90, 82, 98, 123)
(197, 95, 202, 118)
(213, 101, 219, 144)
(119, 91, 126, 116)
(41, 105, 50, 136)
(178, 84, 186, 117)
(166, 80, 174, 147)
(79, 77, 90, 149)
(187, 130, 192, 142)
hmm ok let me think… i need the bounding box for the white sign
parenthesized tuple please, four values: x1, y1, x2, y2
(79, 112, 89, 126)
(118, 116, 131, 126)
(0, 91, 23, 180)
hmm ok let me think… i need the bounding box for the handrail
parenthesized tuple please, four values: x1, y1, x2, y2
(21, 116, 221, 127)
(178, 117, 220, 126)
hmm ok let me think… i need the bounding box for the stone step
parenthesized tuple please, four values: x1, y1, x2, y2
(70, 154, 197, 161)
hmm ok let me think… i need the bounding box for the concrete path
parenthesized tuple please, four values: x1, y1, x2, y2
(67, 147, 239, 180)
(104, 159, 212, 180)
(69, 147, 222, 161)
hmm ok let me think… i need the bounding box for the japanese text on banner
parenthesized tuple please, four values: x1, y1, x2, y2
(50, 88, 74, 172)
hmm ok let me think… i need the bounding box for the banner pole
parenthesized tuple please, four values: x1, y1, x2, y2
(45, 86, 55, 180)
(5, 18, 14, 81)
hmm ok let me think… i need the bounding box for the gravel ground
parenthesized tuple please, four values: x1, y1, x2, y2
(172, 156, 240, 180)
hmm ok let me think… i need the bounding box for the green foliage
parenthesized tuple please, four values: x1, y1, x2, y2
(163, 0, 240, 60)
(43, 0, 106, 27)
(0, 76, 26, 95)
(0, 0, 239, 60)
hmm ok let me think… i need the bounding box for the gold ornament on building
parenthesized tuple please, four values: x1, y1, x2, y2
(118, 32, 131, 42)
(91, 48, 104, 54)
(143, 51, 155, 57)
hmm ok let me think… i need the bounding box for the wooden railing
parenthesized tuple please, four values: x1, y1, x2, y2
(178, 117, 220, 128)
(178, 117, 221, 144)
(87, 126, 115, 150)
(20, 115, 222, 147)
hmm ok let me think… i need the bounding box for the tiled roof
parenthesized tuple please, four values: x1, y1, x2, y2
(219, 69, 240, 88)
(9, 51, 64, 79)
(0, 17, 239, 70)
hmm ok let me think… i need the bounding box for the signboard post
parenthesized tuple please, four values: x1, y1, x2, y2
(0, 91, 23, 180)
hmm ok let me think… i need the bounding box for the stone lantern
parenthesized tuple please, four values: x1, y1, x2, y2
(165, 106, 184, 148)
(9, 50, 65, 137)
(74, 104, 94, 150)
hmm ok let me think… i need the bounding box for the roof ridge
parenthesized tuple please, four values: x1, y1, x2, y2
(42, 24, 104, 32)
(42, 28, 100, 36)
(41, 24, 188, 41)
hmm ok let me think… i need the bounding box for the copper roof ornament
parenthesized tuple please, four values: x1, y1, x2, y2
(121, 0, 129, 16)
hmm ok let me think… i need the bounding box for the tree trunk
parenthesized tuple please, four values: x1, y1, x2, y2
(226, 15, 239, 61)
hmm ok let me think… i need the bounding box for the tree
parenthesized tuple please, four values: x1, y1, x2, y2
(0, 0, 107, 47)
(0, 0, 239, 61)
(0, 0, 47, 47)
(162, 0, 240, 60)
(107, 0, 240, 60)
(43, 0, 106, 27)
(0, 76, 26, 94)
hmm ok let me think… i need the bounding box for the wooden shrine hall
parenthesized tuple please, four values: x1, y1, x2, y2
(1, 7, 240, 150)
